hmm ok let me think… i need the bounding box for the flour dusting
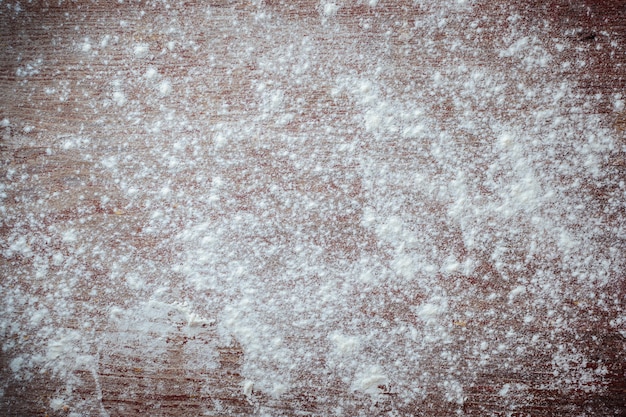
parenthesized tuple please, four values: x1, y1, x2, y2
(1, 1, 625, 415)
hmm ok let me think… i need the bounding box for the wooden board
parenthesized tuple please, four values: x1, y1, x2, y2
(1, 1, 625, 415)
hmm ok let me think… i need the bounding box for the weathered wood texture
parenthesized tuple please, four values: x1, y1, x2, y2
(1, 1, 625, 416)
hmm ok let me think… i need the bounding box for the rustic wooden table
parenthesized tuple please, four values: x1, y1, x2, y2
(1, 1, 625, 416)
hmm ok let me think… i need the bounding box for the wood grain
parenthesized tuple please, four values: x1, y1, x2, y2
(1, 1, 625, 416)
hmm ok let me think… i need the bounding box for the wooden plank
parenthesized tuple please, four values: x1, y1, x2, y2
(1, 1, 625, 415)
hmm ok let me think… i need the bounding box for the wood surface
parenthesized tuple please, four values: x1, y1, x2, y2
(1, 1, 626, 416)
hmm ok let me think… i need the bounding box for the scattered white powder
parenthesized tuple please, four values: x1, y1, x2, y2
(329, 332, 360, 355)
(442, 379, 465, 405)
(61, 229, 77, 243)
(415, 297, 448, 325)
(351, 366, 389, 397)
(81, 39, 92, 52)
(322, 2, 339, 17)
(112, 91, 126, 106)
(100, 34, 111, 48)
(9, 357, 24, 373)
(144, 67, 158, 79)
(49, 398, 66, 411)
(1, 1, 624, 414)
(158, 79, 172, 96)
(508, 285, 527, 303)
(133, 43, 149, 58)
(614, 97, 625, 112)
(242, 380, 254, 397)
